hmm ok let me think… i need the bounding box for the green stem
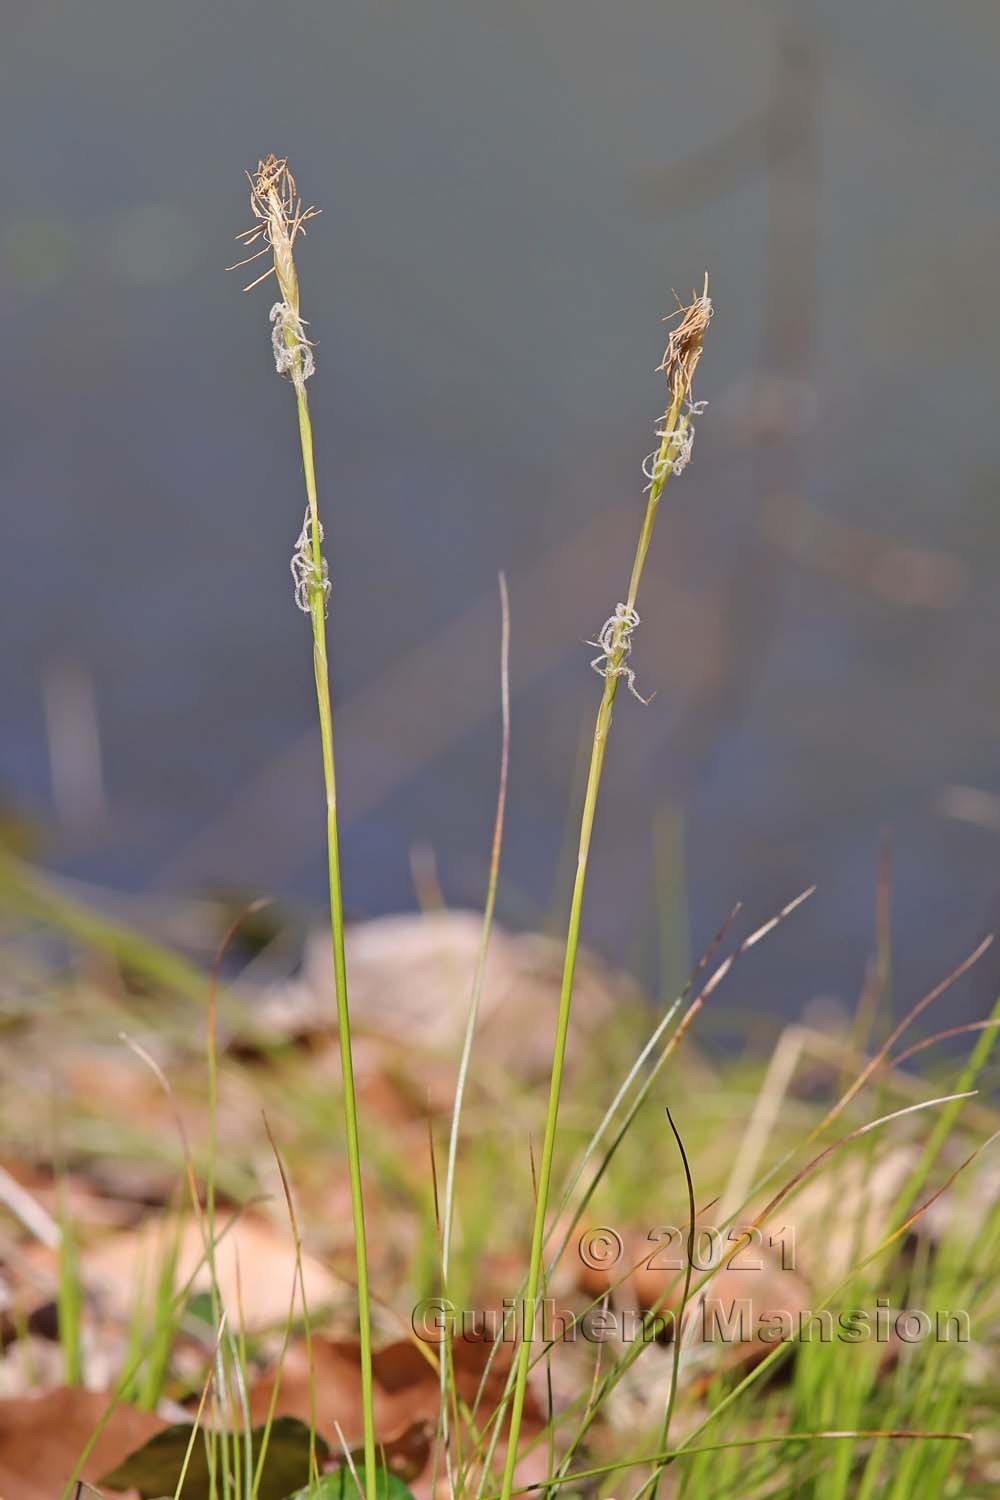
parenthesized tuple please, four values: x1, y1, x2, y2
(294, 379, 377, 1500)
(650, 1108, 696, 1500)
(498, 389, 686, 1499)
(436, 574, 510, 1492)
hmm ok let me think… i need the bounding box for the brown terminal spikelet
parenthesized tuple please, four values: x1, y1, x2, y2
(658, 277, 713, 409)
(232, 154, 320, 296)
(230, 154, 322, 391)
(640, 278, 714, 492)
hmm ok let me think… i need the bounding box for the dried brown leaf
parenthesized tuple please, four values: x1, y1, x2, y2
(0, 1386, 165, 1500)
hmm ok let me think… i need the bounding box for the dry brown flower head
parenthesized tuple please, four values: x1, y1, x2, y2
(658, 278, 713, 407)
(230, 154, 321, 296)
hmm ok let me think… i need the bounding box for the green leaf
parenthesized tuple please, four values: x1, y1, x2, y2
(97, 1416, 328, 1500)
(290, 1467, 416, 1500)
(183, 1290, 217, 1330)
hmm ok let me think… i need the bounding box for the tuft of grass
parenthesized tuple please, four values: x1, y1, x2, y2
(21, 853, 996, 1498)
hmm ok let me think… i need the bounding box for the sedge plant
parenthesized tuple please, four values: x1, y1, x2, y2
(499, 285, 713, 1496)
(231, 155, 377, 1499)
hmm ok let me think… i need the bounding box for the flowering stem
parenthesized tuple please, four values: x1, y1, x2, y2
(237, 156, 376, 1500)
(498, 290, 711, 1498)
(296, 378, 377, 1500)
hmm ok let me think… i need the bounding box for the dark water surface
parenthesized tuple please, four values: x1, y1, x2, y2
(2, 1, 999, 1027)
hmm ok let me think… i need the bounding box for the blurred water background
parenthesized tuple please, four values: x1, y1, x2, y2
(3, 0, 999, 1027)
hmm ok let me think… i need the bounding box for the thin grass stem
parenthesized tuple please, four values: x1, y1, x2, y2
(236, 155, 377, 1499)
(498, 285, 713, 1497)
(435, 574, 511, 1491)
